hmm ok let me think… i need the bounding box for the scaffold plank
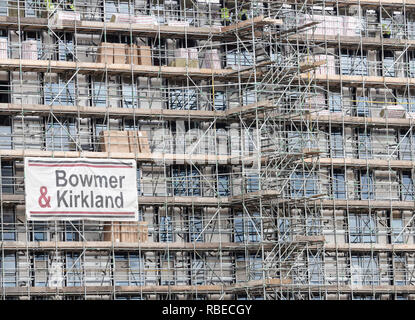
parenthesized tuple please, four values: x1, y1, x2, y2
(302, 74, 415, 87)
(284, 0, 415, 7)
(301, 113, 415, 128)
(0, 278, 292, 296)
(319, 199, 415, 209)
(0, 103, 225, 119)
(0, 191, 283, 207)
(0, 59, 232, 79)
(0, 240, 277, 251)
(304, 157, 415, 169)
(0, 149, 231, 164)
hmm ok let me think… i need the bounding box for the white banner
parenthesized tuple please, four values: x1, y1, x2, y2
(24, 157, 138, 221)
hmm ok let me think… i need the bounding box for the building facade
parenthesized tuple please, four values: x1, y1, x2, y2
(0, 0, 414, 300)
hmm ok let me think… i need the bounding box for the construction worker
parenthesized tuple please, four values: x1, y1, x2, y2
(221, 7, 231, 26)
(382, 23, 391, 38)
(44, 0, 54, 11)
(239, 9, 248, 21)
(66, 0, 76, 11)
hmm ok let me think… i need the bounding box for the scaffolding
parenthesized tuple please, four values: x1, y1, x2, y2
(0, 0, 414, 300)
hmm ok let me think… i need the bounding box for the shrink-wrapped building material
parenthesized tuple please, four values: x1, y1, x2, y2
(380, 105, 406, 118)
(309, 93, 326, 110)
(22, 40, 38, 60)
(202, 49, 221, 69)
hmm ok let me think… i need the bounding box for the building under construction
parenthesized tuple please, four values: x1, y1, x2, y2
(0, 0, 415, 300)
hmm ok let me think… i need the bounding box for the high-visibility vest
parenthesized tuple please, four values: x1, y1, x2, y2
(45, 0, 54, 11)
(382, 23, 391, 35)
(221, 8, 230, 21)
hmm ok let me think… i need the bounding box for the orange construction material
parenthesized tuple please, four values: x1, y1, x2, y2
(126, 44, 139, 65)
(99, 130, 130, 153)
(137, 46, 152, 65)
(96, 42, 113, 63)
(103, 221, 148, 242)
(113, 43, 127, 64)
